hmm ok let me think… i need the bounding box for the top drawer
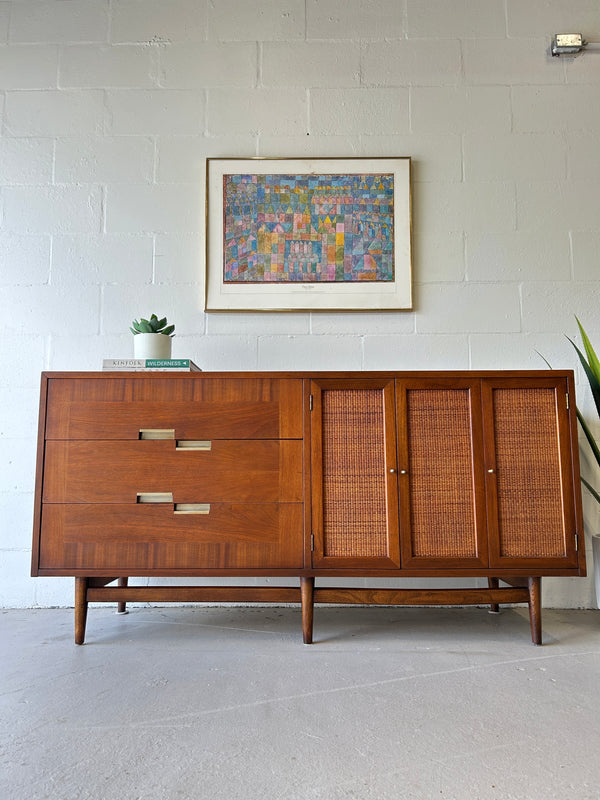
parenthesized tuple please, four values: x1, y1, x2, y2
(44, 376, 303, 440)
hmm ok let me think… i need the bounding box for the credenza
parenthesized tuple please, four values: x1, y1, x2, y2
(31, 371, 586, 645)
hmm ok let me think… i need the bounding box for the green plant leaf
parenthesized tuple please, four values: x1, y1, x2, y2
(581, 476, 600, 505)
(576, 408, 600, 470)
(575, 317, 600, 384)
(535, 350, 553, 369)
(567, 337, 600, 419)
(129, 327, 139, 335)
(132, 314, 173, 335)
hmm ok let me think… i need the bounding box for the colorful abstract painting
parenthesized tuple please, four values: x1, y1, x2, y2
(223, 173, 394, 283)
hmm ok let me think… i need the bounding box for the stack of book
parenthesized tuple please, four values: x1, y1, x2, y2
(102, 359, 201, 372)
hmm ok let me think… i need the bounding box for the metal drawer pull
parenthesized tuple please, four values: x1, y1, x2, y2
(174, 503, 211, 515)
(176, 440, 212, 451)
(139, 429, 175, 440)
(137, 492, 174, 504)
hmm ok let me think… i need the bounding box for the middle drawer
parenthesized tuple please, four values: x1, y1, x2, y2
(43, 439, 303, 504)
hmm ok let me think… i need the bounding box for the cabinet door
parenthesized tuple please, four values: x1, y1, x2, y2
(310, 380, 400, 569)
(482, 377, 579, 569)
(396, 380, 489, 569)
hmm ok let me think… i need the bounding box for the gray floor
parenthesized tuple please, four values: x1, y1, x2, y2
(1, 605, 599, 800)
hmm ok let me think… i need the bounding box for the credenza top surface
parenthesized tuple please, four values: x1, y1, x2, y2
(41, 369, 576, 381)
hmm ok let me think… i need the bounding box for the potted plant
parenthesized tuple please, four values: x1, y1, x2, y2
(568, 317, 600, 606)
(130, 314, 175, 359)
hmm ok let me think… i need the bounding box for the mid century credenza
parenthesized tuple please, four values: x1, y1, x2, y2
(31, 371, 586, 645)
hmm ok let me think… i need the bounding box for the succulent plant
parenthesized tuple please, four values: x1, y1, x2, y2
(130, 314, 175, 337)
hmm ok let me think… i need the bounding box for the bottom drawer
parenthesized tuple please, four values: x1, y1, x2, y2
(39, 503, 304, 571)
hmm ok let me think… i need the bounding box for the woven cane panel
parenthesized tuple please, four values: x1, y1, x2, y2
(407, 390, 477, 558)
(493, 389, 564, 558)
(322, 390, 388, 558)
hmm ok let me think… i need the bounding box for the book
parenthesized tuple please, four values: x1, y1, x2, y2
(102, 359, 201, 371)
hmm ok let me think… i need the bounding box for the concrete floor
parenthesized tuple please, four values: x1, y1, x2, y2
(1, 605, 599, 800)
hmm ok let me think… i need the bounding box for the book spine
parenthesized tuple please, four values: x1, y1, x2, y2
(103, 359, 146, 369)
(145, 359, 192, 368)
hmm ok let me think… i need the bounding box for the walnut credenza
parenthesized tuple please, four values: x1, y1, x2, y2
(31, 371, 586, 645)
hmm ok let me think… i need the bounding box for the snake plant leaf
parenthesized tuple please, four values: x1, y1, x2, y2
(576, 408, 600, 469)
(581, 476, 600, 505)
(575, 317, 600, 384)
(535, 350, 552, 369)
(567, 337, 600, 419)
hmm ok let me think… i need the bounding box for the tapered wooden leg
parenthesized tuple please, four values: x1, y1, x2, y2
(488, 577, 500, 613)
(528, 577, 542, 646)
(301, 577, 314, 644)
(74, 577, 88, 645)
(117, 577, 129, 614)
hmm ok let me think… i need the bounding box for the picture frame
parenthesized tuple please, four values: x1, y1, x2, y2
(205, 157, 412, 312)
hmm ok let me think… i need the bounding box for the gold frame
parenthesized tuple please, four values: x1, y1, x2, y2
(205, 157, 412, 312)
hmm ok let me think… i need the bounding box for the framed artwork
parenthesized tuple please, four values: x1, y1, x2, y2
(205, 157, 412, 312)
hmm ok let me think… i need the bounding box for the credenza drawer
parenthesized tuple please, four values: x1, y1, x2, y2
(45, 377, 303, 440)
(39, 503, 304, 571)
(42, 440, 303, 503)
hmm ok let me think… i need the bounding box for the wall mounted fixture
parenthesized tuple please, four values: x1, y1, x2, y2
(551, 33, 600, 56)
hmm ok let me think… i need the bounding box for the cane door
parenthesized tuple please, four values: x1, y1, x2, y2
(396, 380, 489, 569)
(482, 377, 580, 569)
(310, 380, 400, 569)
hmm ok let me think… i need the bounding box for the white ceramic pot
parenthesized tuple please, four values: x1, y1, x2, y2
(133, 333, 172, 359)
(592, 534, 600, 609)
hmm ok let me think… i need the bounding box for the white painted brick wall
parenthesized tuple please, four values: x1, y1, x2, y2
(361, 39, 462, 87)
(51, 233, 154, 286)
(307, 0, 405, 40)
(0, 3, 9, 42)
(406, 0, 506, 38)
(1, 0, 598, 609)
(5, 89, 105, 136)
(0, 138, 53, 183)
(160, 42, 258, 89)
(208, 87, 307, 135)
(106, 89, 204, 134)
(0, 233, 50, 283)
(311, 88, 409, 135)
(0, 44, 58, 89)
(59, 44, 159, 88)
(110, 0, 207, 44)
(4, 185, 103, 233)
(210, 0, 304, 42)
(9, 1, 109, 43)
(55, 135, 155, 183)
(262, 42, 361, 87)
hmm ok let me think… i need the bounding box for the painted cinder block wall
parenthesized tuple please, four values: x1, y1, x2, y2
(1, 0, 599, 608)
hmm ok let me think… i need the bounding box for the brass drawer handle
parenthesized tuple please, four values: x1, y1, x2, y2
(176, 440, 212, 451)
(137, 492, 174, 504)
(139, 429, 175, 440)
(174, 503, 211, 515)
